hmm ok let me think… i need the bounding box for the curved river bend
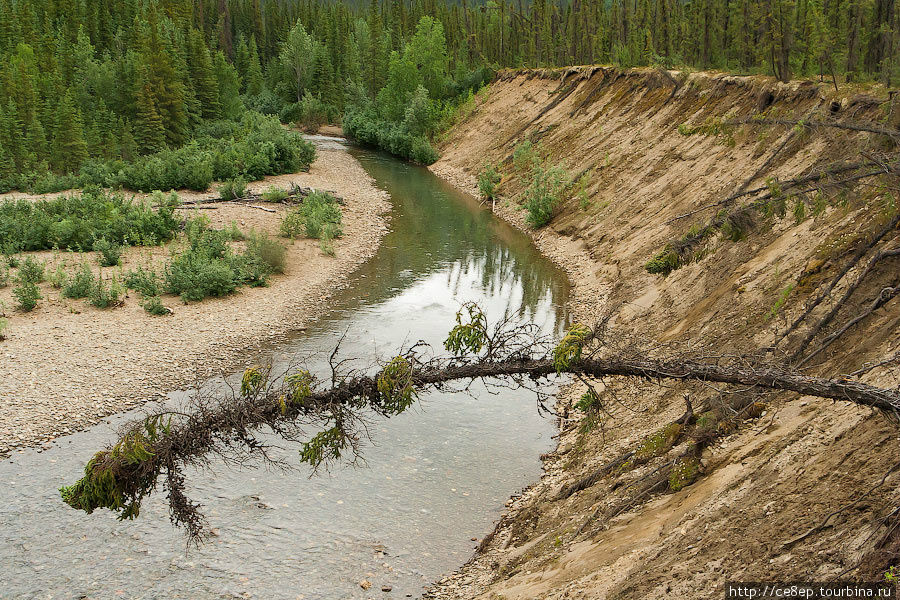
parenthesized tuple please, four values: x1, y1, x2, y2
(0, 140, 570, 599)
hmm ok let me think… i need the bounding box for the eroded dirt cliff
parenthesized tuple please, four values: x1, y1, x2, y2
(429, 67, 900, 599)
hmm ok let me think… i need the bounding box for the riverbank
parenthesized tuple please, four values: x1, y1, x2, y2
(425, 67, 900, 599)
(0, 148, 390, 457)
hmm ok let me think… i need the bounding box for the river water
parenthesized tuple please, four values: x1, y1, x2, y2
(0, 140, 570, 599)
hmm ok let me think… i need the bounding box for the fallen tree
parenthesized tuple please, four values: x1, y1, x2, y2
(59, 307, 900, 544)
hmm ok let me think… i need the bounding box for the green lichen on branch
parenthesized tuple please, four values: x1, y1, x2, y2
(552, 324, 591, 372)
(444, 303, 489, 356)
(668, 454, 701, 491)
(634, 423, 684, 461)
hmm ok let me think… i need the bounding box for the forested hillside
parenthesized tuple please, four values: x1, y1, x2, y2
(0, 0, 897, 193)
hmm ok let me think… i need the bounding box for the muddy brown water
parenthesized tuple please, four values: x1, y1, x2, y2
(0, 139, 570, 599)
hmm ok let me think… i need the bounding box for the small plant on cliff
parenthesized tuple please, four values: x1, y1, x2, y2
(524, 163, 567, 228)
(477, 162, 501, 200)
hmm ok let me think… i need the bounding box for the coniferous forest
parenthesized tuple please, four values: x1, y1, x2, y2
(0, 0, 897, 193)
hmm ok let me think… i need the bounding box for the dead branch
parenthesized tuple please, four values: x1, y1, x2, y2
(798, 284, 900, 367)
(728, 117, 900, 140)
(777, 213, 900, 349)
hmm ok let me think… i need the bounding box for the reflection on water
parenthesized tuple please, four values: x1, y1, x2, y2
(0, 143, 570, 599)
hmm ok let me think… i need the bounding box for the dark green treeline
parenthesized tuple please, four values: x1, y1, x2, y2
(0, 0, 896, 182)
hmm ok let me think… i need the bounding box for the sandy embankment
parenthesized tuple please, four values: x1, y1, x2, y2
(0, 149, 390, 456)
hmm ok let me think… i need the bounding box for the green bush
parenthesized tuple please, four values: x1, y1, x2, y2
(2, 113, 317, 195)
(0, 262, 8, 287)
(93, 238, 123, 267)
(262, 186, 289, 202)
(89, 276, 124, 309)
(524, 164, 567, 228)
(513, 140, 538, 173)
(141, 295, 170, 316)
(13, 281, 41, 311)
(219, 178, 247, 200)
(16, 256, 45, 284)
(0, 317, 7, 340)
(477, 162, 501, 200)
(62, 262, 97, 299)
(280, 191, 342, 240)
(343, 107, 440, 165)
(0, 190, 180, 252)
(124, 265, 161, 298)
(246, 232, 286, 274)
(48, 262, 68, 289)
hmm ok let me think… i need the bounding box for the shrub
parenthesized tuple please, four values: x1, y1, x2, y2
(219, 178, 247, 200)
(141, 295, 170, 316)
(16, 256, 45, 284)
(0, 262, 8, 287)
(0, 190, 180, 252)
(89, 276, 124, 309)
(48, 262, 68, 289)
(513, 140, 538, 173)
(294, 92, 331, 133)
(262, 186, 289, 203)
(164, 253, 236, 302)
(93, 238, 123, 267)
(246, 232, 286, 275)
(14, 281, 41, 311)
(63, 262, 96, 299)
(280, 191, 342, 240)
(0, 317, 7, 340)
(477, 162, 501, 200)
(125, 265, 161, 298)
(524, 164, 567, 228)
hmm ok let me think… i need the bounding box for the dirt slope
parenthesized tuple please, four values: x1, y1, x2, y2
(429, 67, 900, 598)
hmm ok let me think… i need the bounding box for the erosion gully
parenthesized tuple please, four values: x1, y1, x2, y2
(0, 138, 570, 599)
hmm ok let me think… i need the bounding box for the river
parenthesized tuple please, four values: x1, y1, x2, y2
(0, 139, 570, 599)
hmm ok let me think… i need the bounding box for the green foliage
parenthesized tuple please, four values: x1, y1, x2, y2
(15, 255, 44, 283)
(287, 370, 314, 401)
(280, 191, 342, 240)
(574, 388, 603, 433)
(513, 141, 539, 173)
(241, 366, 264, 397)
(141, 295, 170, 316)
(88, 276, 124, 309)
(262, 186, 289, 203)
(48, 262, 68, 289)
(0, 317, 7, 340)
(552, 324, 591, 372)
(477, 162, 501, 200)
(244, 231, 287, 278)
(219, 177, 247, 200)
(93, 238, 123, 267)
(767, 283, 795, 320)
(63, 262, 97, 299)
(125, 265, 160, 298)
(524, 163, 567, 228)
(299, 425, 348, 469)
(377, 356, 417, 414)
(13, 280, 41, 311)
(444, 302, 489, 355)
(0, 190, 179, 252)
(0, 262, 8, 287)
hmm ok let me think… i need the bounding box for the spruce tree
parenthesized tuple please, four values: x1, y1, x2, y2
(50, 90, 89, 172)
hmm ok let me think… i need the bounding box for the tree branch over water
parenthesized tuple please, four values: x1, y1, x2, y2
(59, 305, 900, 544)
